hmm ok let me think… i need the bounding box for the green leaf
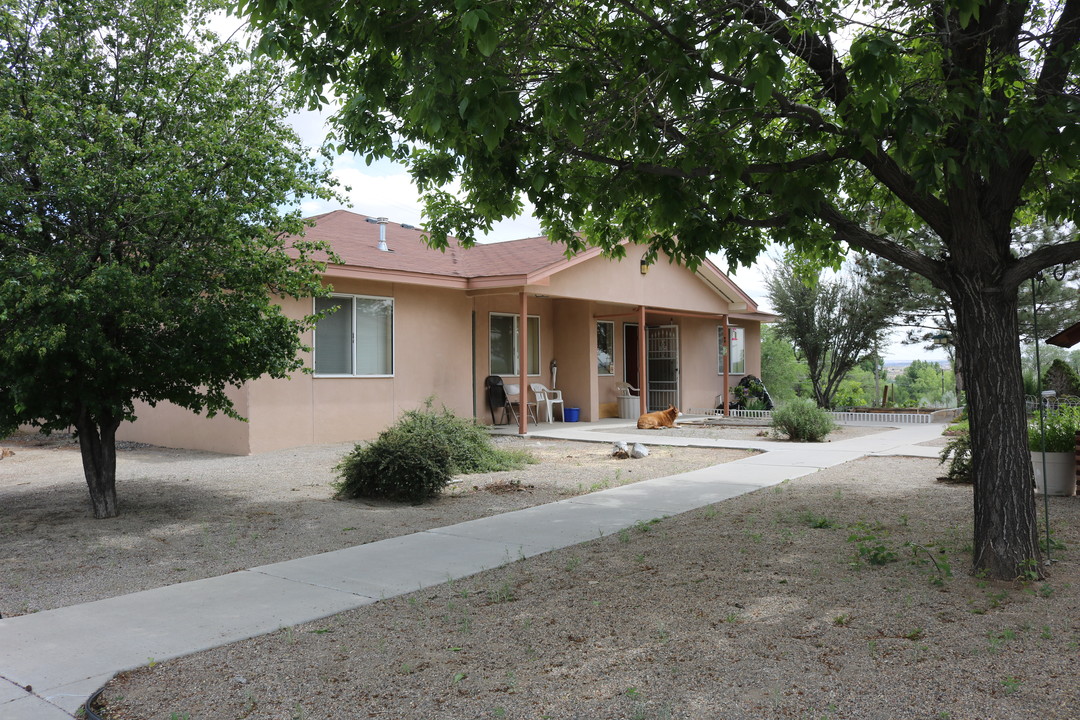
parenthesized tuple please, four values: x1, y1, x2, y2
(475, 28, 498, 57)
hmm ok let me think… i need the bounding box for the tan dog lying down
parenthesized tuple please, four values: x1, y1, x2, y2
(637, 404, 680, 429)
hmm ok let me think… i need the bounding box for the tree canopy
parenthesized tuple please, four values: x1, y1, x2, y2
(766, 261, 898, 409)
(0, 0, 339, 517)
(242, 0, 1080, 578)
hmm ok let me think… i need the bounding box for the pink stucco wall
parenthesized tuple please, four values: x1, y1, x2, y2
(121, 246, 763, 454)
(121, 280, 474, 454)
(118, 385, 252, 455)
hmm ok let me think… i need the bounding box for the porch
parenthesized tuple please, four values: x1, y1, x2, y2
(474, 295, 758, 435)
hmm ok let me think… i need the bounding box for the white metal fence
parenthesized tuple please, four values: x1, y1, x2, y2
(687, 408, 962, 424)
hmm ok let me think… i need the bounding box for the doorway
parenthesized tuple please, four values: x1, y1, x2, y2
(623, 323, 640, 390)
(646, 325, 679, 411)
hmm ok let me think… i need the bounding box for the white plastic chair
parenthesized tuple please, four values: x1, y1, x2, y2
(530, 383, 565, 422)
(504, 383, 537, 423)
(616, 381, 639, 397)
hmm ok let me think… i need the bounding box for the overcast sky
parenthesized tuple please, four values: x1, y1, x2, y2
(216, 12, 944, 366)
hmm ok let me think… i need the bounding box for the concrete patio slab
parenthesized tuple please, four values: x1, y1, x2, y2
(732, 448, 867, 469)
(0, 677, 28, 704)
(566, 479, 766, 515)
(1, 694, 75, 720)
(251, 531, 533, 598)
(426, 499, 667, 552)
(662, 462, 817, 486)
(40, 675, 115, 716)
(0, 570, 361, 701)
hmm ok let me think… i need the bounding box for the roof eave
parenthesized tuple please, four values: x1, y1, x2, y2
(695, 258, 759, 309)
(1047, 321, 1080, 348)
(321, 265, 469, 289)
(728, 311, 779, 323)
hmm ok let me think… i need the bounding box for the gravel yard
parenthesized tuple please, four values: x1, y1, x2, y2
(95, 453, 1080, 720)
(0, 431, 750, 615)
(4, 426, 1078, 720)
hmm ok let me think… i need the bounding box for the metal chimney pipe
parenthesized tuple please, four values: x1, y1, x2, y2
(376, 217, 389, 251)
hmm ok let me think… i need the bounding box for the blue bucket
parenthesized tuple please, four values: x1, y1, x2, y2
(564, 407, 580, 422)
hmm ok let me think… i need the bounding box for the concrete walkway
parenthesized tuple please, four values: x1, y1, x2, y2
(0, 421, 944, 719)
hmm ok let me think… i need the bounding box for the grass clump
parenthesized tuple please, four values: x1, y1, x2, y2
(771, 398, 835, 442)
(335, 401, 534, 503)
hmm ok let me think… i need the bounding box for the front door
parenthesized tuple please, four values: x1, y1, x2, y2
(623, 323, 640, 389)
(646, 325, 679, 411)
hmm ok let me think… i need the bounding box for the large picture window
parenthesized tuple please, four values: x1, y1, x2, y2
(720, 325, 746, 375)
(314, 295, 394, 376)
(490, 313, 540, 375)
(597, 321, 614, 375)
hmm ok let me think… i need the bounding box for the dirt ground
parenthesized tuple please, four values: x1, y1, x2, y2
(95, 454, 1080, 720)
(0, 431, 751, 615)
(5, 426, 1078, 719)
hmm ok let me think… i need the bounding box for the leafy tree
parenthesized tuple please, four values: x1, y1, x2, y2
(242, 0, 1080, 578)
(766, 262, 898, 409)
(1042, 358, 1080, 396)
(0, 0, 339, 518)
(759, 325, 807, 403)
(892, 360, 953, 407)
(833, 378, 870, 409)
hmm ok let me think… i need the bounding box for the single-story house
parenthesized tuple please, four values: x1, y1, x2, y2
(119, 210, 775, 454)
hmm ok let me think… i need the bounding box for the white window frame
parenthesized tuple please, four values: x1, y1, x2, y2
(490, 312, 540, 376)
(597, 321, 615, 376)
(313, 294, 395, 377)
(721, 325, 746, 375)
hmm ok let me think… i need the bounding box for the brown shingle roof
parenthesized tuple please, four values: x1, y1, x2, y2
(305, 209, 571, 279)
(303, 210, 769, 319)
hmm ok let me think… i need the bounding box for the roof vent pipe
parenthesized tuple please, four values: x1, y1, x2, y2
(376, 216, 389, 251)
(365, 216, 391, 251)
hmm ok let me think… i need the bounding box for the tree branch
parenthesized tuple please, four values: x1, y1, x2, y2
(744, 149, 852, 175)
(857, 150, 953, 237)
(816, 201, 948, 288)
(1003, 239, 1080, 288)
(729, 2, 952, 236)
(733, 0, 852, 107)
(566, 148, 712, 178)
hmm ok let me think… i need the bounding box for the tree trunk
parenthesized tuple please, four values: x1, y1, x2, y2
(74, 407, 121, 519)
(949, 278, 1043, 579)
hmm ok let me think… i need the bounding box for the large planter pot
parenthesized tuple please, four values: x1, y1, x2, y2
(1031, 452, 1078, 496)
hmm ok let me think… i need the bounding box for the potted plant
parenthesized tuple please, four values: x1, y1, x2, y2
(1028, 405, 1080, 496)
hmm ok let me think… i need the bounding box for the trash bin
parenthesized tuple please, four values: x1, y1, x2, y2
(564, 407, 580, 422)
(618, 395, 638, 420)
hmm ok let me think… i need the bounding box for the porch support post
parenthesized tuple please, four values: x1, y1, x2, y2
(638, 304, 647, 416)
(722, 315, 730, 417)
(519, 291, 529, 435)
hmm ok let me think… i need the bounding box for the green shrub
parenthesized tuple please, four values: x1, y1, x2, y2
(938, 431, 972, 483)
(1028, 404, 1080, 453)
(414, 404, 535, 474)
(944, 416, 969, 435)
(335, 402, 533, 503)
(742, 397, 768, 411)
(771, 398, 835, 442)
(335, 425, 453, 503)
